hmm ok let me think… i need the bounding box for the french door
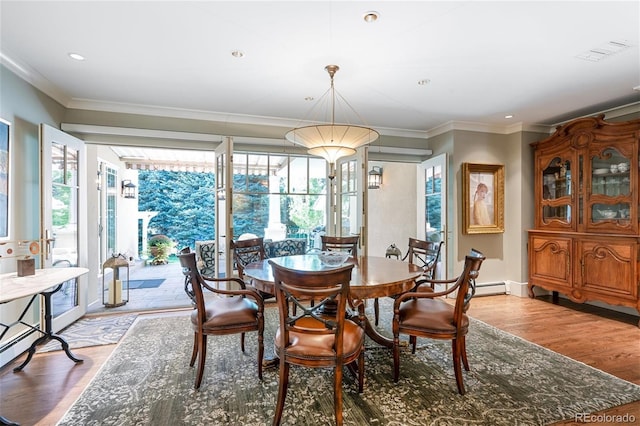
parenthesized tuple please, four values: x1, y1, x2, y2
(214, 136, 233, 278)
(40, 124, 87, 331)
(335, 148, 367, 256)
(418, 153, 448, 278)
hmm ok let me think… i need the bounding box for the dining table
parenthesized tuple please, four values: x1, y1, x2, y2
(243, 254, 423, 348)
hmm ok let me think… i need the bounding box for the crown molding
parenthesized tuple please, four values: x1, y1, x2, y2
(1, 51, 71, 106)
(61, 123, 432, 158)
(425, 120, 537, 138)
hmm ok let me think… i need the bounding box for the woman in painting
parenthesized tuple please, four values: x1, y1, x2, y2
(473, 183, 491, 225)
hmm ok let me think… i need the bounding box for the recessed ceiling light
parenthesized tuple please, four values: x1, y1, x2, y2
(363, 11, 379, 23)
(231, 50, 245, 58)
(68, 52, 85, 61)
(417, 79, 430, 86)
(505, 114, 514, 119)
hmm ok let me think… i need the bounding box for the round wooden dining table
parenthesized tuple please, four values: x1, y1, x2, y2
(243, 254, 423, 348)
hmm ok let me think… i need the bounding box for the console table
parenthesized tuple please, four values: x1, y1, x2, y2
(0, 267, 89, 371)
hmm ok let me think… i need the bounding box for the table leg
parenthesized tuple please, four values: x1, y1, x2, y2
(13, 290, 82, 372)
(0, 415, 20, 426)
(262, 355, 279, 369)
(356, 303, 394, 348)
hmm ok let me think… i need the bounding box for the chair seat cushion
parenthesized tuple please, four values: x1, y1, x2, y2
(398, 298, 469, 335)
(275, 317, 364, 361)
(191, 296, 259, 330)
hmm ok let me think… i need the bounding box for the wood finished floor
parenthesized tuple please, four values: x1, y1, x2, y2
(0, 295, 638, 426)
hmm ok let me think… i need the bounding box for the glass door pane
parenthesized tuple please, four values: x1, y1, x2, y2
(542, 157, 572, 224)
(590, 148, 631, 223)
(420, 154, 447, 279)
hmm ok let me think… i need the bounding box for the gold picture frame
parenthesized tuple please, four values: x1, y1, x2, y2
(462, 162, 504, 234)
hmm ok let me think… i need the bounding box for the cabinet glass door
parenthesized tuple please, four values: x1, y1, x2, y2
(590, 148, 631, 223)
(542, 157, 572, 224)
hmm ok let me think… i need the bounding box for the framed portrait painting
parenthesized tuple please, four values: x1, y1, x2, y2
(0, 118, 9, 239)
(462, 162, 504, 234)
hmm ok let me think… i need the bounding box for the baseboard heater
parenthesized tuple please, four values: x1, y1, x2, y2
(475, 281, 506, 296)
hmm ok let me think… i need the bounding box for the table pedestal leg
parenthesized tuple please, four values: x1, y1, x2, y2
(0, 415, 20, 426)
(13, 290, 83, 372)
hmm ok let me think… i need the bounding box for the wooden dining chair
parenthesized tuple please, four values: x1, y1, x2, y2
(392, 249, 485, 395)
(321, 235, 359, 256)
(269, 260, 365, 426)
(230, 237, 276, 302)
(230, 237, 267, 280)
(178, 250, 264, 389)
(373, 238, 443, 325)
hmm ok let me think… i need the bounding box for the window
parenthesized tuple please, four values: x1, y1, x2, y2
(232, 153, 327, 246)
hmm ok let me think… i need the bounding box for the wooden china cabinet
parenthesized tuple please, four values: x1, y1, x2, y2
(528, 114, 640, 324)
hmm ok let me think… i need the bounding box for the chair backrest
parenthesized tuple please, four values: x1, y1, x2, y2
(231, 237, 266, 278)
(321, 235, 359, 257)
(402, 238, 443, 279)
(178, 251, 207, 323)
(195, 240, 216, 276)
(451, 249, 485, 325)
(269, 260, 355, 358)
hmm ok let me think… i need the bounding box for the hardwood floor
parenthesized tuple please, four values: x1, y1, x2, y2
(0, 295, 638, 425)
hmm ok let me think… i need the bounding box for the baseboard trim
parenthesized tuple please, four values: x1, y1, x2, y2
(475, 282, 506, 296)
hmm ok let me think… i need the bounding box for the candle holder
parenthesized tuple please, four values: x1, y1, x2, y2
(102, 253, 130, 307)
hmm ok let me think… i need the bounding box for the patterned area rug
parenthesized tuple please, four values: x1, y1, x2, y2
(37, 314, 137, 353)
(58, 303, 640, 425)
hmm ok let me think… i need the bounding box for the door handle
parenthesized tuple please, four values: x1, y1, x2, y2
(43, 229, 56, 261)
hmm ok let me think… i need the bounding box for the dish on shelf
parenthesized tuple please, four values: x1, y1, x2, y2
(593, 168, 609, 175)
(596, 209, 617, 219)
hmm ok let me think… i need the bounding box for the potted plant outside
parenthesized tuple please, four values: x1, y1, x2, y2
(147, 234, 176, 265)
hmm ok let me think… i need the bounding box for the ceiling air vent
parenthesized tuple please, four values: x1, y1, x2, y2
(576, 40, 631, 62)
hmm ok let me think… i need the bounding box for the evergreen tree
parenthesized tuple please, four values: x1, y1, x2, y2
(138, 170, 216, 249)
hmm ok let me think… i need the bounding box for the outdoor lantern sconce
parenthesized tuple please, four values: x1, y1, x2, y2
(368, 166, 383, 189)
(121, 180, 137, 199)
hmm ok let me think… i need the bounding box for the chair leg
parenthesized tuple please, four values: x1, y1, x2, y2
(257, 329, 264, 381)
(460, 336, 470, 371)
(189, 332, 198, 367)
(241, 332, 246, 352)
(357, 349, 365, 393)
(393, 334, 401, 382)
(195, 334, 207, 389)
(452, 338, 466, 395)
(334, 361, 344, 426)
(374, 298, 379, 326)
(410, 336, 417, 354)
(273, 360, 289, 426)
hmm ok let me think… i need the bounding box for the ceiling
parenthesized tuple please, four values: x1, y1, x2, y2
(1, 1, 639, 139)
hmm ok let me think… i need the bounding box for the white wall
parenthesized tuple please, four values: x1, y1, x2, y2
(367, 161, 417, 258)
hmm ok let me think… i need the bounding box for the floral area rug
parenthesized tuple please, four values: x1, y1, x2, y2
(58, 302, 640, 425)
(37, 314, 137, 353)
